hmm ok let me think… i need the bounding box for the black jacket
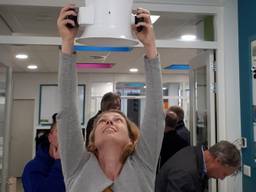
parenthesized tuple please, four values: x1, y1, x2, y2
(155, 146, 208, 192)
(159, 130, 189, 168)
(176, 120, 190, 144)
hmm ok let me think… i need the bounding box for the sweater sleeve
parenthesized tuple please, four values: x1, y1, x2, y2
(57, 53, 89, 184)
(135, 56, 165, 171)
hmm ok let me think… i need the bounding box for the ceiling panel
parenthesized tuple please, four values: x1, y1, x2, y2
(0, 4, 213, 74)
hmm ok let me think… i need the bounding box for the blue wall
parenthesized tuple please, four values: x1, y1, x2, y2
(238, 0, 256, 191)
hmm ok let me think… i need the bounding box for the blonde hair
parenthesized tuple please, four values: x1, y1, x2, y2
(87, 110, 140, 163)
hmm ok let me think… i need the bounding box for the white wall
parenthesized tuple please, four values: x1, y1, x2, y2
(13, 71, 188, 128)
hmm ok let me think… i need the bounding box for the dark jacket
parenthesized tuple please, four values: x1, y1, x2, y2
(85, 110, 102, 147)
(22, 143, 65, 192)
(155, 146, 208, 192)
(159, 130, 189, 168)
(176, 120, 190, 144)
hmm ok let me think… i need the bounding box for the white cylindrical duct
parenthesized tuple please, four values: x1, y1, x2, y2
(76, 0, 138, 46)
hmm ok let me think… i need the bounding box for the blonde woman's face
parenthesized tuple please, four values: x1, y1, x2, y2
(94, 112, 131, 149)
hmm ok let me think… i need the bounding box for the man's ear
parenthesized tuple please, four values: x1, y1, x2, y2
(213, 157, 222, 167)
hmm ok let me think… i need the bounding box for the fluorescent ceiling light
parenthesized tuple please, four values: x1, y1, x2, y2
(16, 54, 28, 59)
(27, 65, 38, 70)
(76, 63, 113, 69)
(162, 87, 167, 90)
(74, 46, 133, 52)
(129, 68, 138, 73)
(150, 15, 160, 24)
(180, 34, 197, 41)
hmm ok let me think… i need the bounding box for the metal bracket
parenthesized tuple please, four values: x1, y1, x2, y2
(241, 137, 247, 148)
(233, 137, 247, 149)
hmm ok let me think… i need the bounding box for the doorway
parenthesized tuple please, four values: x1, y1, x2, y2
(189, 50, 217, 192)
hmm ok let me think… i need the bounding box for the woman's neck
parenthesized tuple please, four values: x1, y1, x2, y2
(97, 144, 124, 181)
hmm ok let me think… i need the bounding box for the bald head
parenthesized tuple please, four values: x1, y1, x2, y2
(165, 111, 178, 132)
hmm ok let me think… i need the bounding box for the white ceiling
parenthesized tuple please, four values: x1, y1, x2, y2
(0, 1, 214, 74)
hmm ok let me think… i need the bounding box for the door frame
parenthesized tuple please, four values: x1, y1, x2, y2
(189, 50, 217, 192)
(0, 1, 241, 191)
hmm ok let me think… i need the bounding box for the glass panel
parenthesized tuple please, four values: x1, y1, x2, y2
(116, 82, 145, 126)
(116, 82, 189, 126)
(251, 40, 256, 162)
(194, 66, 208, 146)
(152, 11, 215, 41)
(0, 64, 7, 188)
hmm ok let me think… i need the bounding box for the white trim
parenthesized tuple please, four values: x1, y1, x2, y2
(218, 1, 242, 192)
(215, 8, 227, 141)
(0, 35, 218, 49)
(0, 0, 224, 8)
(0, 36, 61, 46)
(0, 0, 84, 7)
(133, 3, 219, 13)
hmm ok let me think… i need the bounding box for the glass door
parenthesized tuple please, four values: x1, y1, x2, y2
(189, 50, 216, 192)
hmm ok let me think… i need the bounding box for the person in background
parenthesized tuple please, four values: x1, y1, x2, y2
(86, 92, 121, 147)
(57, 4, 164, 191)
(169, 105, 190, 144)
(155, 141, 241, 192)
(22, 113, 65, 192)
(158, 110, 189, 169)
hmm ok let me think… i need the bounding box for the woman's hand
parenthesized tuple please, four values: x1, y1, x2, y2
(133, 8, 157, 59)
(57, 4, 78, 54)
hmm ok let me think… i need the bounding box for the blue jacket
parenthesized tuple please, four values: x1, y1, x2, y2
(22, 143, 65, 192)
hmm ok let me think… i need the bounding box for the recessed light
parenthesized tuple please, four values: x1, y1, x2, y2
(163, 87, 167, 90)
(180, 34, 197, 41)
(27, 65, 38, 70)
(129, 68, 138, 73)
(16, 54, 28, 59)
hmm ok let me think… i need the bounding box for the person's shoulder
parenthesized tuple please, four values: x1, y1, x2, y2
(22, 159, 37, 175)
(175, 134, 190, 146)
(166, 146, 194, 163)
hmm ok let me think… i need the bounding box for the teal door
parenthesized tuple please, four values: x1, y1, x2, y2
(240, 39, 256, 192)
(239, 1, 256, 191)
